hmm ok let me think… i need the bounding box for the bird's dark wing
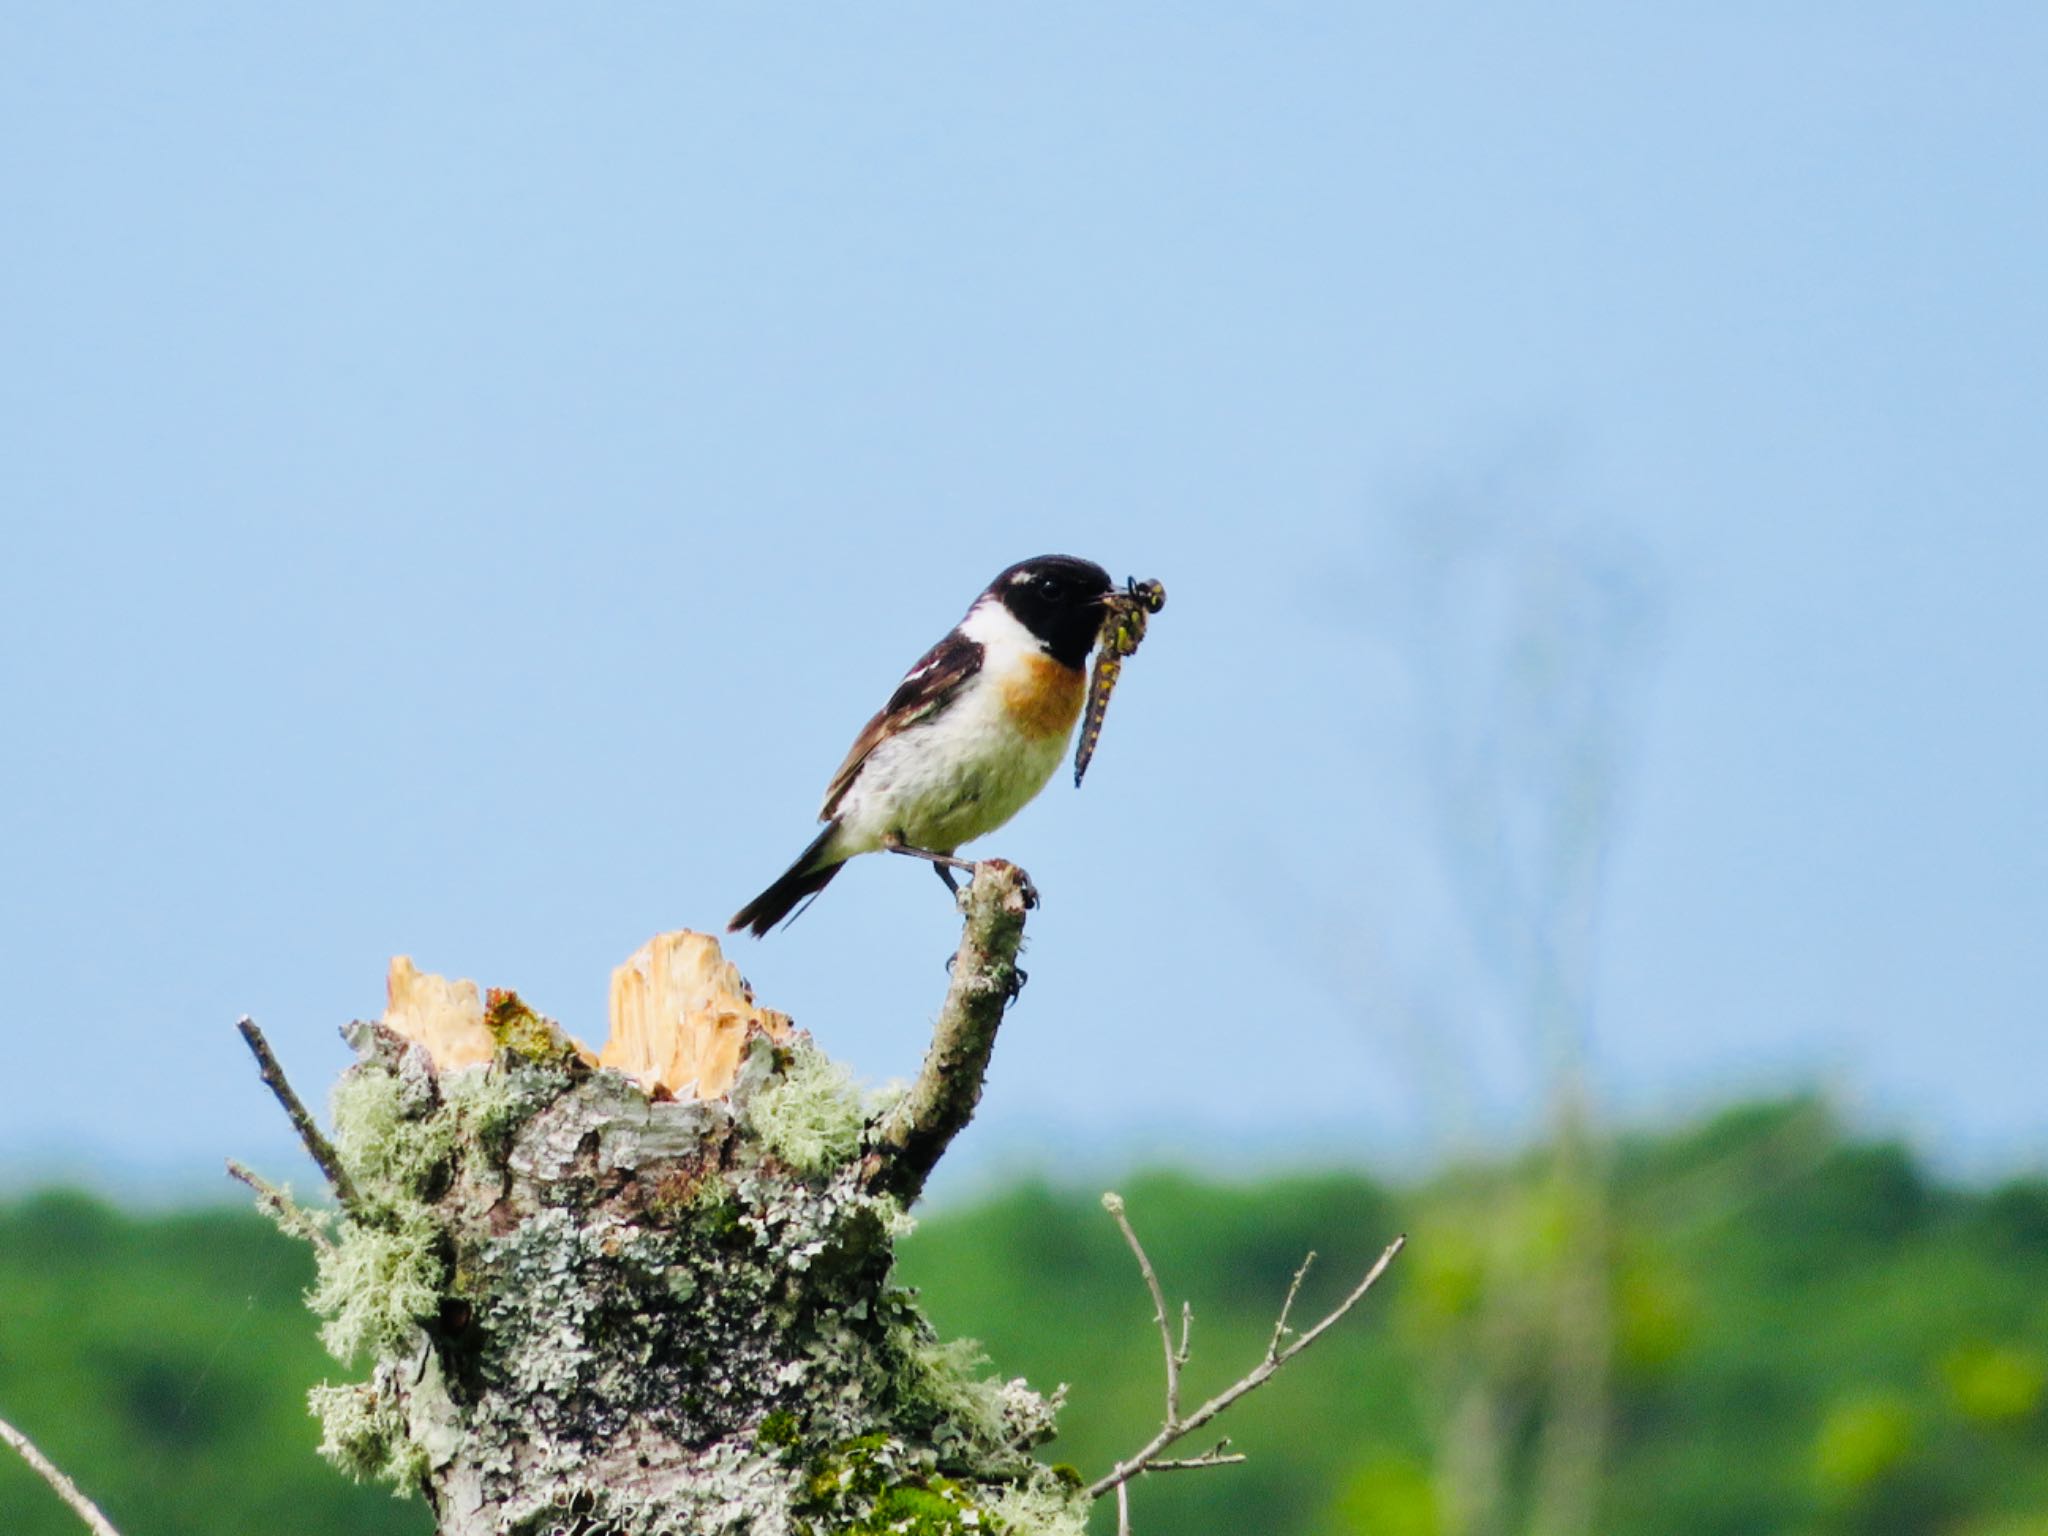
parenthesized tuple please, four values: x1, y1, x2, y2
(818, 630, 984, 820)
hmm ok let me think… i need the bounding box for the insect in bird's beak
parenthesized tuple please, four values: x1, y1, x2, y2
(1073, 576, 1166, 787)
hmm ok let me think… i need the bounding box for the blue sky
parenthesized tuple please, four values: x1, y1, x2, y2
(3, 5, 2043, 1195)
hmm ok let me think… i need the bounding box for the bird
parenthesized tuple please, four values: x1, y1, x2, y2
(728, 554, 1119, 937)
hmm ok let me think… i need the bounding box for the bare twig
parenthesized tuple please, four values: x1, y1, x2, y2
(1086, 1193, 1405, 1503)
(0, 1414, 124, 1536)
(225, 1158, 335, 1254)
(1103, 1192, 1180, 1421)
(1145, 1440, 1245, 1473)
(235, 1017, 361, 1211)
(859, 860, 1034, 1203)
(1268, 1251, 1316, 1360)
(1269, 1236, 1404, 1364)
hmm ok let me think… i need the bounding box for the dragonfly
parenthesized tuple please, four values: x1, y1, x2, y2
(1073, 576, 1166, 787)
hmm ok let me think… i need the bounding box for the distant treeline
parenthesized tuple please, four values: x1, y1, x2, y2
(1, 1097, 2044, 1535)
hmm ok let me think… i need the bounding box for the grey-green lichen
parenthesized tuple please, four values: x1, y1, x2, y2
(440, 1060, 553, 1165)
(305, 1042, 469, 1376)
(238, 1175, 335, 1249)
(308, 1209, 445, 1363)
(309, 1378, 429, 1491)
(747, 1038, 866, 1173)
(259, 1011, 1079, 1535)
(894, 1335, 1064, 1461)
(328, 1062, 461, 1204)
(987, 1480, 1091, 1536)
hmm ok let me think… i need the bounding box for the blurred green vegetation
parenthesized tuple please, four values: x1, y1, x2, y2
(2, 1096, 2044, 1535)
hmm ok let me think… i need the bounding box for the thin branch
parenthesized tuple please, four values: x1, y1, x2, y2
(1085, 1202, 1406, 1502)
(1272, 1236, 1404, 1367)
(1115, 1480, 1131, 1536)
(235, 1017, 361, 1211)
(225, 1158, 335, 1254)
(1267, 1251, 1316, 1360)
(1144, 1441, 1245, 1474)
(859, 860, 1034, 1203)
(0, 1414, 125, 1536)
(1102, 1192, 1181, 1422)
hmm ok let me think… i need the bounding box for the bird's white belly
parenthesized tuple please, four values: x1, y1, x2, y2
(833, 687, 1070, 855)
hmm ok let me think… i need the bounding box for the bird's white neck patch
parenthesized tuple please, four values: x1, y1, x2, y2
(960, 596, 1044, 662)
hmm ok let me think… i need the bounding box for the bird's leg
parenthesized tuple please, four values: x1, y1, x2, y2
(880, 832, 976, 889)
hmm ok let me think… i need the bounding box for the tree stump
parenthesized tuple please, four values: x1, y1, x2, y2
(243, 862, 1086, 1536)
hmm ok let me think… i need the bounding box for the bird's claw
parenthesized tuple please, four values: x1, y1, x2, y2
(1003, 965, 1029, 1004)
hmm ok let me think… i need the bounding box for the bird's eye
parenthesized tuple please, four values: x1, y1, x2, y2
(1035, 575, 1064, 600)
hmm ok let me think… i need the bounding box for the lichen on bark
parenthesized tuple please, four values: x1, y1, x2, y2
(248, 865, 1077, 1535)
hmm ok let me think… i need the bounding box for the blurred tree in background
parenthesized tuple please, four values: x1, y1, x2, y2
(0, 1192, 410, 1536)
(4, 1100, 2046, 1535)
(1326, 480, 1664, 1536)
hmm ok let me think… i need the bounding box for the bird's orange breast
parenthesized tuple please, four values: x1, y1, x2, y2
(1000, 653, 1088, 740)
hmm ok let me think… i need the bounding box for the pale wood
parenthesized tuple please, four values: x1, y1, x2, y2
(381, 955, 496, 1069)
(601, 930, 793, 1099)
(379, 937, 785, 1099)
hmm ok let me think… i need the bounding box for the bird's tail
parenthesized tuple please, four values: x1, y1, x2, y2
(728, 824, 845, 937)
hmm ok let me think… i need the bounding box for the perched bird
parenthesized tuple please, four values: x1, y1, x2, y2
(729, 554, 1117, 936)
